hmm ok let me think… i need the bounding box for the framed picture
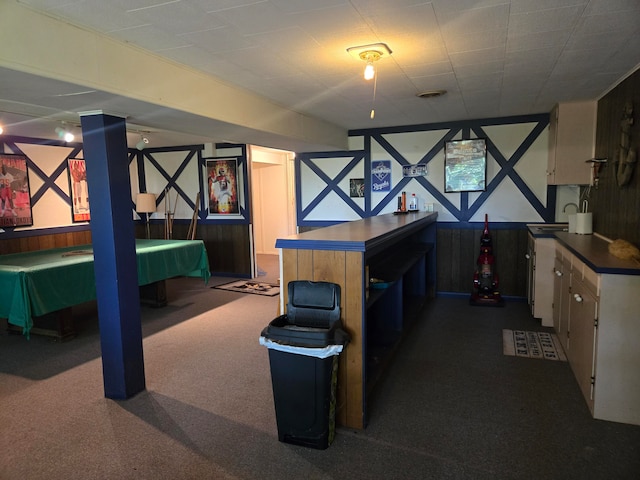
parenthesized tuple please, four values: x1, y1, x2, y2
(444, 139, 487, 193)
(0, 154, 33, 227)
(68, 158, 90, 222)
(349, 178, 365, 197)
(207, 158, 239, 215)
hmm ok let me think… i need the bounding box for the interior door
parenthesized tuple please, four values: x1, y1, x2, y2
(249, 146, 296, 257)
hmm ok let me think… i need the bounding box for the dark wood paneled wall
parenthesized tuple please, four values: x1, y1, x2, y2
(198, 224, 252, 277)
(592, 68, 640, 246)
(0, 230, 92, 255)
(436, 226, 528, 297)
(2, 223, 250, 277)
(140, 222, 251, 277)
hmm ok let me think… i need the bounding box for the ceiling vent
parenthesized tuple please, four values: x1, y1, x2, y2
(417, 90, 447, 99)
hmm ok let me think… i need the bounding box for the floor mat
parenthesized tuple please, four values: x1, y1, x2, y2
(503, 329, 566, 361)
(212, 280, 280, 296)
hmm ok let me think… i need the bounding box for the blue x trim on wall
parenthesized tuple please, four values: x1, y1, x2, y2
(296, 114, 550, 227)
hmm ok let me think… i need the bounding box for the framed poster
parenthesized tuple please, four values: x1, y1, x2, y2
(207, 158, 239, 215)
(444, 139, 487, 193)
(0, 154, 33, 227)
(68, 158, 90, 222)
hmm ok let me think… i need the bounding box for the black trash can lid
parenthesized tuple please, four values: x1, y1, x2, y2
(261, 315, 350, 348)
(287, 281, 340, 328)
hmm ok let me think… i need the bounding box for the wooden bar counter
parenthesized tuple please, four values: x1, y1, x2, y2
(276, 212, 438, 429)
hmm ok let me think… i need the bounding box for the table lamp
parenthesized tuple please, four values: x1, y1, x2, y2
(136, 193, 156, 239)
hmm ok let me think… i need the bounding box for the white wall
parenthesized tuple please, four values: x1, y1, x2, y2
(7, 142, 81, 231)
(302, 118, 553, 224)
(1, 139, 204, 235)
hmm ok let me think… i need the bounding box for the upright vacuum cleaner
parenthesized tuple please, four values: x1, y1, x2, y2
(470, 214, 504, 306)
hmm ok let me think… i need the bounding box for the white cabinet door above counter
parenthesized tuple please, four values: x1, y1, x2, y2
(547, 101, 596, 185)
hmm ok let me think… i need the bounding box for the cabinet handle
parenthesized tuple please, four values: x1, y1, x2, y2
(525, 254, 531, 259)
(555, 270, 562, 277)
(574, 293, 583, 303)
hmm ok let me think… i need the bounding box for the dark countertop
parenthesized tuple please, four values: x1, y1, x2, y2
(553, 232, 640, 276)
(275, 211, 437, 255)
(527, 223, 639, 275)
(527, 223, 568, 238)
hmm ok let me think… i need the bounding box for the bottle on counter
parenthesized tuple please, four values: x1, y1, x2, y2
(409, 193, 418, 211)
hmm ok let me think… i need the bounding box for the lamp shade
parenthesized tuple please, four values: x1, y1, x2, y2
(136, 193, 156, 213)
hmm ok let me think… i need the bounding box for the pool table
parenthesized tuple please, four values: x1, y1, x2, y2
(0, 239, 210, 338)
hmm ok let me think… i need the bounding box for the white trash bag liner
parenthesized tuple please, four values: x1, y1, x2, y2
(259, 336, 344, 359)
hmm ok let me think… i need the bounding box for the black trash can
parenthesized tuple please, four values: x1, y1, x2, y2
(260, 280, 349, 450)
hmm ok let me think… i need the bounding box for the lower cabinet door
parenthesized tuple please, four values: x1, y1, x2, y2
(567, 276, 598, 414)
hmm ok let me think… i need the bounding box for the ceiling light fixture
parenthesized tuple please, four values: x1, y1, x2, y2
(347, 43, 392, 81)
(347, 43, 392, 120)
(0, 124, 3, 135)
(136, 134, 149, 151)
(55, 123, 75, 142)
(363, 52, 379, 81)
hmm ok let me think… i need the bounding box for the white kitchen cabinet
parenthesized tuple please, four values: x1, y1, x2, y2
(553, 235, 640, 426)
(526, 232, 555, 326)
(552, 244, 571, 352)
(547, 101, 597, 185)
(566, 273, 598, 415)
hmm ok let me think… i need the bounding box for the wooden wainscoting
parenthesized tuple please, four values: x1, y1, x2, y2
(437, 226, 528, 297)
(0, 230, 92, 255)
(141, 222, 252, 278)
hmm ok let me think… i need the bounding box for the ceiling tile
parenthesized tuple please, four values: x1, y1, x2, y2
(508, 6, 584, 36)
(6, 0, 640, 149)
(448, 47, 506, 68)
(437, 4, 510, 36)
(506, 30, 571, 52)
(444, 30, 507, 54)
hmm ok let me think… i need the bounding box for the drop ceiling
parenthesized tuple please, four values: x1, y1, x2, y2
(1, 0, 639, 152)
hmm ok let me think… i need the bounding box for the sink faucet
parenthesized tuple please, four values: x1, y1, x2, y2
(563, 202, 578, 213)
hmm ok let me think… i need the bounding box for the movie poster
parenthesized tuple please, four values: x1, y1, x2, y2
(68, 158, 90, 222)
(0, 154, 33, 227)
(206, 158, 239, 215)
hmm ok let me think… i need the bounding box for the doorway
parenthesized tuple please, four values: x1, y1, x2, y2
(249, 145, 296, 279)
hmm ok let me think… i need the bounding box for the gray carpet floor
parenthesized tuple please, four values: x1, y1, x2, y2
(1, 258, 639, 479)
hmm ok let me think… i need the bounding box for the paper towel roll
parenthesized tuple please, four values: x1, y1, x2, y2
(576, 212, 592, 234)
(568, 214, 577, 233)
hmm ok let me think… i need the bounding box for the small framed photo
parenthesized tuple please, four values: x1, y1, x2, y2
(68, 158, 90, 222)
(444, 139, 487, 193)
(350, 178, 365, 197)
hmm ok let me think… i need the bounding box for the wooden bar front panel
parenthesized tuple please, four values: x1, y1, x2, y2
(280, 248, 365, 429)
